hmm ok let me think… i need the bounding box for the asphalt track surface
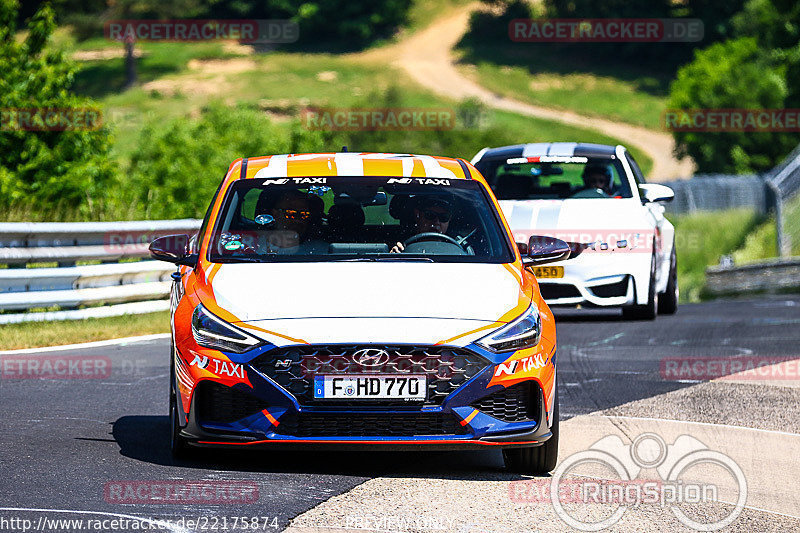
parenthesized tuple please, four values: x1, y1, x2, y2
(2, 295, 800, 532)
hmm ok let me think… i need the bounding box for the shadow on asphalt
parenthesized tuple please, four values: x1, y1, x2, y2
(111, 415, 546, 480)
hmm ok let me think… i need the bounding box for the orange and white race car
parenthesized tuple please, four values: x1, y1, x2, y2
(150, 152, 570, 474)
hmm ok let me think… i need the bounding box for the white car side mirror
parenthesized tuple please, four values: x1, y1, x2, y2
(639, 183, 674, 203)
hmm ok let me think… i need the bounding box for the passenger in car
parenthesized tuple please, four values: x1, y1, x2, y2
(258, 190, 327, 254)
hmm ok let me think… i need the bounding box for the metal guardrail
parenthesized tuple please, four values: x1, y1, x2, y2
(0, 219, 201, 323)
(765, 144, 800, 258)
(706, 258, 800, 297)
(661, 174, 769, 215)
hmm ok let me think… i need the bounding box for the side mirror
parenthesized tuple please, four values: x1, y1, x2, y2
(522, 236, 571, 266)
(639, 183, 674, 203)
(149, 234, 197, 266)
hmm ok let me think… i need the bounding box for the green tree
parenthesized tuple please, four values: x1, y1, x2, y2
(732, 0, 800, 106)
(0, 0, 116, 217)
(103, 0, 202, 88)
(203, 0, 412, 49)
(668, 37, 795, 173)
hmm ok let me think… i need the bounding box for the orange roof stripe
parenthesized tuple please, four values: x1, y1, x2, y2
(241, 153, 473, 181)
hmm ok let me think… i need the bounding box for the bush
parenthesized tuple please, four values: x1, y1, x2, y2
(125, 90, 526, 219)
(0, 0, 116, 218)
(126, 104, 311, 219)
(668, 37, 795, 173)
(203, 0, 412, 49)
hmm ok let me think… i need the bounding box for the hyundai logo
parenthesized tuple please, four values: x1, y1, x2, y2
(352, 349, 390, 367)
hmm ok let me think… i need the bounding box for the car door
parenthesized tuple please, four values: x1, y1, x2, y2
(625, 151, 672, 288)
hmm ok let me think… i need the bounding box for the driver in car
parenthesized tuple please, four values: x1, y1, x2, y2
(581, 164, 613, 196)
(390, 196, 452, 253)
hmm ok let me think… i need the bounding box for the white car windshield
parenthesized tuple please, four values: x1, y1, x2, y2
(475, 157, 633, 200)
(207, 176, 515, 263)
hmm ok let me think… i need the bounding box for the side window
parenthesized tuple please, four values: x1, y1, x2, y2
(192, 178, 225, 253)
(625, 152, 646, 185)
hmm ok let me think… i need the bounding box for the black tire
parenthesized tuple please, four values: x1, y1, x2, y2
(622, 252, 658, 320)
(503, 388, 559, 474)
(658, 244, 679, 315)
(170, 344, 192, 460)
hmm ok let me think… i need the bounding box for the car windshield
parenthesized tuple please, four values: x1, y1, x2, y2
(207, 176, 514, 263)
(475, 157, 632, 200)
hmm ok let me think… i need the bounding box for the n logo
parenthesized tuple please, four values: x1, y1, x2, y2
(190, 354, 209, 369)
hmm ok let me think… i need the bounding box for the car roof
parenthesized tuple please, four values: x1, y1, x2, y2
(474, 142, 620, 162)
(234, 152, 475, 181)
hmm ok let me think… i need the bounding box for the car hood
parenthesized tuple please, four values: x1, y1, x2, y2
(498, 198, 654, 250)
(499, 198, 651, 233)
(205, 262, 526, 324)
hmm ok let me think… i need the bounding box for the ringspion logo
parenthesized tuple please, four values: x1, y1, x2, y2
(511, 432, 746, 531)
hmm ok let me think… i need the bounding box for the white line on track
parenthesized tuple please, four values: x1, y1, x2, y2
(601, 414, 800, 438)
(0, 333, 170, 355)
(0, 507, 188, 532)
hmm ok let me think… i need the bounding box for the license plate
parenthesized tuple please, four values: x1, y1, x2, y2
(532, 266, 564, 278)
(313, 375, 426, 400)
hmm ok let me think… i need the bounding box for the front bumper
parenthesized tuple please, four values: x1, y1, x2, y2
(174, 343, 555, 450)
(180, 385, 553, 451)
(536, 253, 650, 307)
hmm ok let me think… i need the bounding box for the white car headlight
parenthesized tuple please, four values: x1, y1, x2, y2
(191, 304, 263, 353)
(477, 303, 541, 353)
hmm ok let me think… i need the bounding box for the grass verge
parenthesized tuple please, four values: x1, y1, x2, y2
(0, 311, 169, 350)
(456, 60, 668, 130)
(667, 209, 764, 302)
(732, 194, 800, 264)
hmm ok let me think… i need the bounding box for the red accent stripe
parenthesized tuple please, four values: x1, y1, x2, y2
(460, 409, 479, 427)
(196, 438, 540, 446)
(261, 409, 280, 426)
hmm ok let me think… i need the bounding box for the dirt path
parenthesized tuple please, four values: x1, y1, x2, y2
(359, 5, 694, 181)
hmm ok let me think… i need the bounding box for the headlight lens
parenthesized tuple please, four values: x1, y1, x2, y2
(191, 304, 263, 353)
(477, 303, 541, 353)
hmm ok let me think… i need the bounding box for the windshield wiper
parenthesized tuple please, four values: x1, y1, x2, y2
(214, 256, 269, 263)
(375, 256, 434, 262)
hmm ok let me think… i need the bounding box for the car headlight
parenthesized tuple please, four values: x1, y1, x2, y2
(191, 304, 263, 353)
(477, 303, 541, 353)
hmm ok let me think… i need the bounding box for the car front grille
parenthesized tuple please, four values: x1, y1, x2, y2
(276, 412, 468, 437)
(539, 284, 582, 300)
(195, 381, 267, 423)
(589, 277, 629, 298)
(471, 381, 539, 423)
(252, 345, 489, 405)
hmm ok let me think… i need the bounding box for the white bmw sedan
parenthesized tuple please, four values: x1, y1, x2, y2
(472, 142, 678, 319)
